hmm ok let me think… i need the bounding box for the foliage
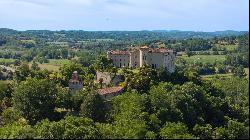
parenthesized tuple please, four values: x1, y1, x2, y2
(35, 116, 100, 139)
(160, 122, 197, 139)
(193, 124, 213, 139)
(213, 119, 249, 139)
(0, 122, 35, 139)
(80, 90, 106, 122)
(12, 78, 58, 124)
(1, 108, 22, 125)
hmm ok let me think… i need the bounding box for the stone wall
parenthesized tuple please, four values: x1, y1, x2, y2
(96, 71, 122, 86)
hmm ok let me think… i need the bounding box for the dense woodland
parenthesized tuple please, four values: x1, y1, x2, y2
(0, 29, 249, 139)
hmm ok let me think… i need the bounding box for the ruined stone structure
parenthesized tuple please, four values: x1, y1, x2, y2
(96, 71, 122, 87)
(107, 46, 176, 73)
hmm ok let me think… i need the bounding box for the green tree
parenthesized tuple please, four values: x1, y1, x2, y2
(35, 116, 100, 139)
(13, 62, 31, 83)
(160, 122, 197, 139)
(213, 120, 249, 139)
(31, 61, 40, 71)
(110, 92, 149, 139)
(233, 66, 246, 78)
(80, 90, 106, 122)
(12, 78, 57, 124)
(0, 82, 13, 101)
(0, 122, 35, 139)
(193, 124, 213, 139)
(59, 62, 86, 86)
(1, 108, 22, 125)
(94, 55, 114, 72)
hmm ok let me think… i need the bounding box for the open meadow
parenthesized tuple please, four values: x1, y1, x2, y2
(177, 55, 227, 64)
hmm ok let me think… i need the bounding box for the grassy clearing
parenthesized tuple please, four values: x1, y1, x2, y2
(38, 64, 61, 71)
(0, 58, 16, 63)
(117, 68, 140, 74)
(214, 44, 238, 51)
(201, 73, 233, 80)
(0, 80, 12, 85)
(47, 59, 71, 66)
(29, 59, 71, 71)
(177, 55, 226, 64)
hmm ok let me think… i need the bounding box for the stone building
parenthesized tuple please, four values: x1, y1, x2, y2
(96, 71, 122, 88)
(107, 46, 176, 73)
(68, 71, 83, 93)
(68, 71, 123, 100)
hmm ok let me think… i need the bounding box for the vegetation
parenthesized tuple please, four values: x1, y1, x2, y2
(0, 29, 248, 139)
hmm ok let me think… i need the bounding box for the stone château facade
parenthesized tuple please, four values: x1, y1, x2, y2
(107, 46, 176, 73)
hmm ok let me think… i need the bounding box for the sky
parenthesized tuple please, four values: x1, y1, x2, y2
(0, 0, 249, 31)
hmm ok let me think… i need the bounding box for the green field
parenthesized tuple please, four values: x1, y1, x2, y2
(117, 68, 140, 74)
(47, 59, 71, 65)
(0, 58, 71, 71)
(177, 55, 226, 64)
(214, 44, 238, 51)
(29, 59, 71, 71)
(0, 58, 16, 63)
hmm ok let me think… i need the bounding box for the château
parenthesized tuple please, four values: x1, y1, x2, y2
(107, 46, 176, 73)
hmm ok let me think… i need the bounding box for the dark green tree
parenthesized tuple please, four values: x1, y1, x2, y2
(12, 78, 58, 124)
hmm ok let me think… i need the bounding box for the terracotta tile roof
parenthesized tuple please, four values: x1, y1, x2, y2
(110, 50, 130, 55)
(97, 86, 124, 95)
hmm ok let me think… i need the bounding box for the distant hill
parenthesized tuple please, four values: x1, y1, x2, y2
(0, 28, 248, 41)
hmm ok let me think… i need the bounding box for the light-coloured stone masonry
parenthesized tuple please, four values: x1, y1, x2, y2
(107, 46, 176, 73)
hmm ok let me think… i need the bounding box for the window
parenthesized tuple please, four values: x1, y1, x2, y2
(151, 64, 154, 68)
(120, 63, 121, 67)
(128, 63, 129, 66)
(120, 59, 121, 61)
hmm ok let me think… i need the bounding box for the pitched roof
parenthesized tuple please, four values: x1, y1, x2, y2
(97, 86, 124, 95)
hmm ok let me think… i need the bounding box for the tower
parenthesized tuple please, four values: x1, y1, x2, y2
(139, 46, 149, 67)
(69, 71, 83, 93)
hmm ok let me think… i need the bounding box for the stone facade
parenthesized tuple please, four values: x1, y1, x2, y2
(96, 71, 122, 87)
(107, 46, 176, 73)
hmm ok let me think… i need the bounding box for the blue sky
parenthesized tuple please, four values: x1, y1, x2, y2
(0, 0, 249, 31)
